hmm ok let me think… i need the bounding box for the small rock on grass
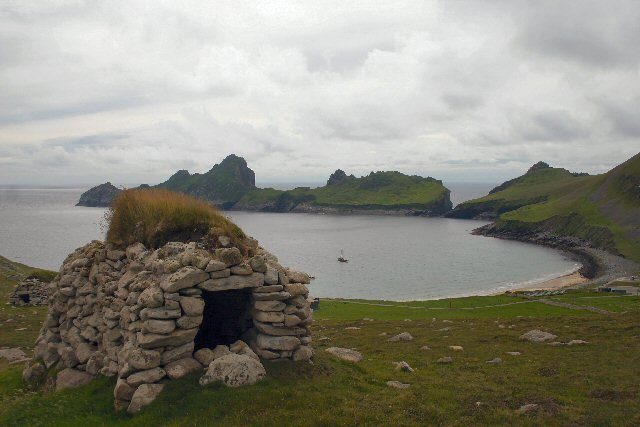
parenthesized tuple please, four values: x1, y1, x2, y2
(420, 346, 431, 351)
(386, 380, 410, 389)
(0, 348, 26, 362)
(325, 347, 363, 362)
(516, 403, 539, 414)
(449, 345, 463, 352)
(520, 330, 557, 343)
(506, 351, 522, 356)
(388, 332, 413, 342)
(393, 361, 414, 372)
(345, 327, 361, 330)
(486, 357, 502, 364)
(567, 339, 588, 345)
(437, 356, 453, 364)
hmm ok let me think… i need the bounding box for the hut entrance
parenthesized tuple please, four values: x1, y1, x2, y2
(194, 288, 253, 350)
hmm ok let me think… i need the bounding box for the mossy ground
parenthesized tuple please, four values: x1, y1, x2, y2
(1, 256, 639, 426)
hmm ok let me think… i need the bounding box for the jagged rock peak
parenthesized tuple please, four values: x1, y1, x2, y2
(327, 169, 349, 186)
(76, 182, 122, 207)
(212, 154, 256, 187)
(527, 161, 550, 174)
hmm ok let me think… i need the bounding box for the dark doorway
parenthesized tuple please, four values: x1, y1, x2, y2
(194, 289, 253, 350)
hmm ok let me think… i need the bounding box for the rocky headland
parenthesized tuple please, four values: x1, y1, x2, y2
(460, 153, 640, 282)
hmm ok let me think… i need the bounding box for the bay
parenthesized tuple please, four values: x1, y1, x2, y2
(0, 187, 579, 300)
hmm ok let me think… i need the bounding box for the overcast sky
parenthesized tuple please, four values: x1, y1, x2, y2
(1, 1, 638, 186)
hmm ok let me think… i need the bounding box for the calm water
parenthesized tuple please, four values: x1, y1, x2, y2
(0, 187, 579, 300)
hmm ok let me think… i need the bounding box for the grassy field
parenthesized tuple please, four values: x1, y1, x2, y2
(1, 255, 639, 426)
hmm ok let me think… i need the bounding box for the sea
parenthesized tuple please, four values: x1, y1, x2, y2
(0, 183, 580, 301)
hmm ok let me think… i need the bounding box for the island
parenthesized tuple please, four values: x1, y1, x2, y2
(76, 182, 122, 207)
(78, 154, 453, 216)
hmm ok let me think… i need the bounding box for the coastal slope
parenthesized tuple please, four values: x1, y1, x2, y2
(78, 155, 453, 216)
(451, 153, 640, 263)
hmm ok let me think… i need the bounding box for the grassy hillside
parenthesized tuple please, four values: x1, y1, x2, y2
(238, 171, 452, 214)
(450, 154, 640, 262)
(2, 267, 639, 425)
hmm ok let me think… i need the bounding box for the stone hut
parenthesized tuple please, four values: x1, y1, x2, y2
(25, 235, 313, 413)
(10, 277, 51, 306)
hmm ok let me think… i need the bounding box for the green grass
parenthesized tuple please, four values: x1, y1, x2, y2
(105, 188, 246, 249)
(2, 251, 639, 427)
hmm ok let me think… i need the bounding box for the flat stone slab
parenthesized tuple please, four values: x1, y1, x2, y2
(387, 380, 410, 389)
(520, 330, 557, 343)
(388, 332, 413, 342)
(325, 347, 363, 363)
(199, 273, 264, 292)
(0, 348, 26, 362)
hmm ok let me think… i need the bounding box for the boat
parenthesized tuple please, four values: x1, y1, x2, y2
(338, 249, 349, 263)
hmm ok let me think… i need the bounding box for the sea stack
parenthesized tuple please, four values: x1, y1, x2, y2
(76, 182, 122, 207)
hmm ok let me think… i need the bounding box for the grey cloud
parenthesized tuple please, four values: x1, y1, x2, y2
(513, 1, 640, 68)
(0, 1, 638, 185)
(517, 110, 589, 142)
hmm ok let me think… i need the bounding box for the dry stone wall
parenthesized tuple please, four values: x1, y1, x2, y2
(26, 237, 313, 413)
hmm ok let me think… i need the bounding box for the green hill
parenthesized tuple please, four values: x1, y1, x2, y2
(236, 170, 452, 215)
(450, 153, 640, 261)
(155, 154, 256, 209)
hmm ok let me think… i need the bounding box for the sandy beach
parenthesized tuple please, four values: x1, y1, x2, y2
(514, 271, 588, 292)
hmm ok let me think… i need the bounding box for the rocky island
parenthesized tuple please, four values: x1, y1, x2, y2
(76, 182, 122, 207)
(78, 154, 453, 216)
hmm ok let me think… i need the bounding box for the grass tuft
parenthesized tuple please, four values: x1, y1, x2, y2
(105, 188, 245, 249)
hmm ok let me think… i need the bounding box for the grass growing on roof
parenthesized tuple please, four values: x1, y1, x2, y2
(106, 189, 245, 249)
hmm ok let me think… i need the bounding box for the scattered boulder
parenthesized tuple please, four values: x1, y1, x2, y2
(393, 361, 414, 372)
(567, 339, 589, 345)
(437, 356, 453, 364)
(520, 330, 557, 343)
(449, 346, 464, 352)
(199, 354, 266, 388)
(486, 357, 502, 364)
(386, 380, 410, 389)
(388, 332, 413, 342)
(516, 403, 539, 415)
(506, 351, 522, 356)
(325, 347, 363, 363)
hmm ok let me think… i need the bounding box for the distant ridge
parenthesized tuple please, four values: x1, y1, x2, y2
(77, 155, 453, 217)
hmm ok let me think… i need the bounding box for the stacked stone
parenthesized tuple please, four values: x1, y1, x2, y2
(9, 277, 51, 306)
(25, 234, 313, 414)
(249, 264, 314, 362)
